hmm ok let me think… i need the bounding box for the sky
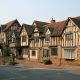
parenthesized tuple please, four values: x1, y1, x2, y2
(0, 0, 80, 25)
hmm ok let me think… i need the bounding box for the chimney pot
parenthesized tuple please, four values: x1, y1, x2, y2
(51, 18, 55, 23)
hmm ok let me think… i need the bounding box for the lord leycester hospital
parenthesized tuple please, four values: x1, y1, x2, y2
(0, 16, 80, 65)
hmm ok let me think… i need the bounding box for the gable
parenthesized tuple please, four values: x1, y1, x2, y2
(20, 27, 28, 36)
(33, 22, 37, 27)
(3, 19, 21, 31)
(46, 29, 51, 35)
(34, 27, 39, 36)
(34, 27, 39, 32)
(67, 19, 76, 27)
(63, 19, 79, 34)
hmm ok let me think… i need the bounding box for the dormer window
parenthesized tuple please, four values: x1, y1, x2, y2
(45, 34, 50, 41)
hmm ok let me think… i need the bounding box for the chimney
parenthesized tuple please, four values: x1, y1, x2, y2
(50, 18, 55, 23)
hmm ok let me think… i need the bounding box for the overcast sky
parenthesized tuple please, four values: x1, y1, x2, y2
(0, 0, 80, 25)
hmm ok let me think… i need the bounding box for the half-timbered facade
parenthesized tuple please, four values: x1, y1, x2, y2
(0, 16, 80, 65)
(42, 20, 67, 64)
(29, 20, 48, 60)
(61, 16, 80, 64)
(0, 19, 21, 56)
(20, 24, 33, 59)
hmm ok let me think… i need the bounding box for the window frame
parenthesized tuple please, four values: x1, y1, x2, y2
(43, 49, 49, 57)
(51, 48, 57, 56)
(32, 51, 36, 56)
(45, 34, 50, 42)
(66, 32, 73, 40)
(34, 36, 39, 43)
(22, 35, 26, 42)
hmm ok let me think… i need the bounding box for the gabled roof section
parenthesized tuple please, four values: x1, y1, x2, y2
(17, 27, 22, 33)
(0, 25, 6, 31)
(32, 20, 49, 33)
(11, 30, 20, 39)
(44, 20, 67, 36)
(2, 19, 21, 31)
(69, 16, 80, 27)
(21, 24, 34, 35)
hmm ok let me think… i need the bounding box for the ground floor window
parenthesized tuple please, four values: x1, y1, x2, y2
(43, 49, 49, 57)
(51, 48, 57, 56)
(64, 49, 75, 59)
(22, 48, 28, 55)
(32, 51, 36, 56)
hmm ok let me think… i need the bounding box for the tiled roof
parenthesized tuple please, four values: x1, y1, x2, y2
(2, 19, 21, 31)
(22, 24, 34, 35)
(0, 25, 6, 31)
(33, 20, 49, 33)
(70, 16, 80, 27)
(44, 20, 67, 36)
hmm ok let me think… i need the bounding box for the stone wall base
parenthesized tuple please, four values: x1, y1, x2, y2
(51, 58, 80, 65)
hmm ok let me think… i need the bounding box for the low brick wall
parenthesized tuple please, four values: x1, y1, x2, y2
(51, 57, 80, 65)
(0, 56, 12, 65)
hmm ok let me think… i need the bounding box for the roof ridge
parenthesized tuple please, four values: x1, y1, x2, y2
(4, 19, 17, 25)
(33, 20, 49, 23)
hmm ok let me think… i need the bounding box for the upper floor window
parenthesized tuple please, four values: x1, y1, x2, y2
(12, 37, 16, 42)
(35, 36, 39, 42)
(45, 34, 50, 41)
(12, 33, 15, 42)
(66, 32, 73, 40)
(22, 35, 26, 42)
(11, 26, 17, 30)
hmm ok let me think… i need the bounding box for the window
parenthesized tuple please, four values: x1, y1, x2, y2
(12, 37, 16, 42)
(64, 49, 75, 59)
(45, 34, 50, 41)
(35, 36, 39, 42)
(43, 49, 49, 57)
(66, 32, 73, 40)
(23, 48, 28, 55)
(22, 36, 26, 42)
(51, 48, 57, 56)
(11, 26, 17, 30)
(32, 51, 36, 56)
(12, 33, 15, 42)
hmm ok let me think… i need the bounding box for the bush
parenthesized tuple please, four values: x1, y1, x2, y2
(43, 59, 52, 65)
(9, 62, 18, 65)
(3, 46, 11, 56)
(17, 56, 25, 60)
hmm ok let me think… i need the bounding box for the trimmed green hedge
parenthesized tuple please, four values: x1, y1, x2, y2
(43, 59, 52, 65)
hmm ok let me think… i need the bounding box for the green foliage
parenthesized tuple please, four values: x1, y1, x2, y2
(3, 46, 11, 56)
(43, 59, 52, 65)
